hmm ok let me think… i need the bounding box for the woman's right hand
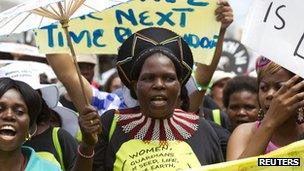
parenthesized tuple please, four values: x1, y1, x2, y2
(263, 75, 304, 128)
(215, 0, 234, 30)
(78, 105, 102, 147)
(72, 106, 101, 171)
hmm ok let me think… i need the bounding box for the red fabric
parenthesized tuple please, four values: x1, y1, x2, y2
(117, 108, 199, 142)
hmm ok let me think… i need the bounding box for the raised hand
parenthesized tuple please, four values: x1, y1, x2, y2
(78, 105, 102, 147)
(215, 0, 234, 30)
(264, 75, 304, 128)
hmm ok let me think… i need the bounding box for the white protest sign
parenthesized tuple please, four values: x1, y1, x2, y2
(242, 0, 304, 78)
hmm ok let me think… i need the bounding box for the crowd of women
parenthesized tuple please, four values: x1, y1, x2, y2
(0, 0, 303, 170)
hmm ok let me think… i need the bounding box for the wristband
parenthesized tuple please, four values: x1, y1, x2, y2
(77, 145, 94, 159)
(196, 82, 209, 91)
(192, 65, 209, 91)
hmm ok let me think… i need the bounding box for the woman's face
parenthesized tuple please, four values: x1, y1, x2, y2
(211, 78, 230, 108)
(259, 68, 293, 113)
(0, 89, 29, 152)
(110, 77, 122, 93)
(135, 53, 181, 118)
(227, 90, 258, 129)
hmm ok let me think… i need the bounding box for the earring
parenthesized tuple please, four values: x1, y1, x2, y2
(258, 109, 264, 121)
(25, 132, 31, 141)
(296, 107, 304, 124)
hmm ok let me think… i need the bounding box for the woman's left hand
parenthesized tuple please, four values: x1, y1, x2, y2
(215, 0, 234, 30)
(78, 105, 102, 147)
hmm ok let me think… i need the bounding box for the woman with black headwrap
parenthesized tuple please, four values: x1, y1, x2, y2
(94, 2, 233, 170)
(93, 24, 224, 170)
(46, 1, 233, 170)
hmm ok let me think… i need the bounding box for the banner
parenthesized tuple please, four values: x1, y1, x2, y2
(35, 0, 221, 65)
(242, 0, 304, 78)
(191, 139, 304, 171)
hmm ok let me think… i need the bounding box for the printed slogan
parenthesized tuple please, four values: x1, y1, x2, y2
(35, 0, 221, 65)
(113, 140, 201, 171)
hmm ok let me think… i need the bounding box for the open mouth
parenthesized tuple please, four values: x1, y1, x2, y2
(151, 96, 167, 106)
(0, 125, 17, 141)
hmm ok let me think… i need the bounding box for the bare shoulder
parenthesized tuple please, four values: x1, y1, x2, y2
(233, 122, 256, 136)
(226, 122, 257, 160)
(229, 122, 256, 146)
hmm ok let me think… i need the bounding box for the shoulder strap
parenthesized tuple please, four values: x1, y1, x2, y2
(52, 127, 65, 171)
(75, 128, 82, 143)
(212, 109, 221, 126)
(108, 114, 118, 142)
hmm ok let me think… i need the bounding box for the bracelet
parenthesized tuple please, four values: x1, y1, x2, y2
(194, 78, 210, 91)
(192, 66, 209, 91)
(196, 82, 209, 91)
(77, 145, 95, 159)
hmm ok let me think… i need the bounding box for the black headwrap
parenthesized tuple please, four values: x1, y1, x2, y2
(116, 27, 193, 90)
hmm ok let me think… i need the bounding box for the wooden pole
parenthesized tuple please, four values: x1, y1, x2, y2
(57, 1, 89, 106)
(61, 21, 90, 106)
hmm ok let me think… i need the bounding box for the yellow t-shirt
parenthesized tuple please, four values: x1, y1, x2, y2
(114, 140, 201, 171)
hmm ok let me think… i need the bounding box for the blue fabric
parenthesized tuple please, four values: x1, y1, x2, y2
(106, 95, 114, 101)
(112, 88, 127, 109)
(22, 146, 61, 171)
(91, 87, 122, 115)
(93, 97, 105, 109)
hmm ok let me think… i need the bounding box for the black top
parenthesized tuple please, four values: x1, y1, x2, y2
(93, 109, 224, 171)
(201, 107, 232, 131)
(206, 120, 230, 160)
(24, 126, 77, 170)
(202, 95, 220, 110)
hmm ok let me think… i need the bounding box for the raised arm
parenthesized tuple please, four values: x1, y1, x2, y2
(189, 0, 233, 112)
(46, 53, 92, 113)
